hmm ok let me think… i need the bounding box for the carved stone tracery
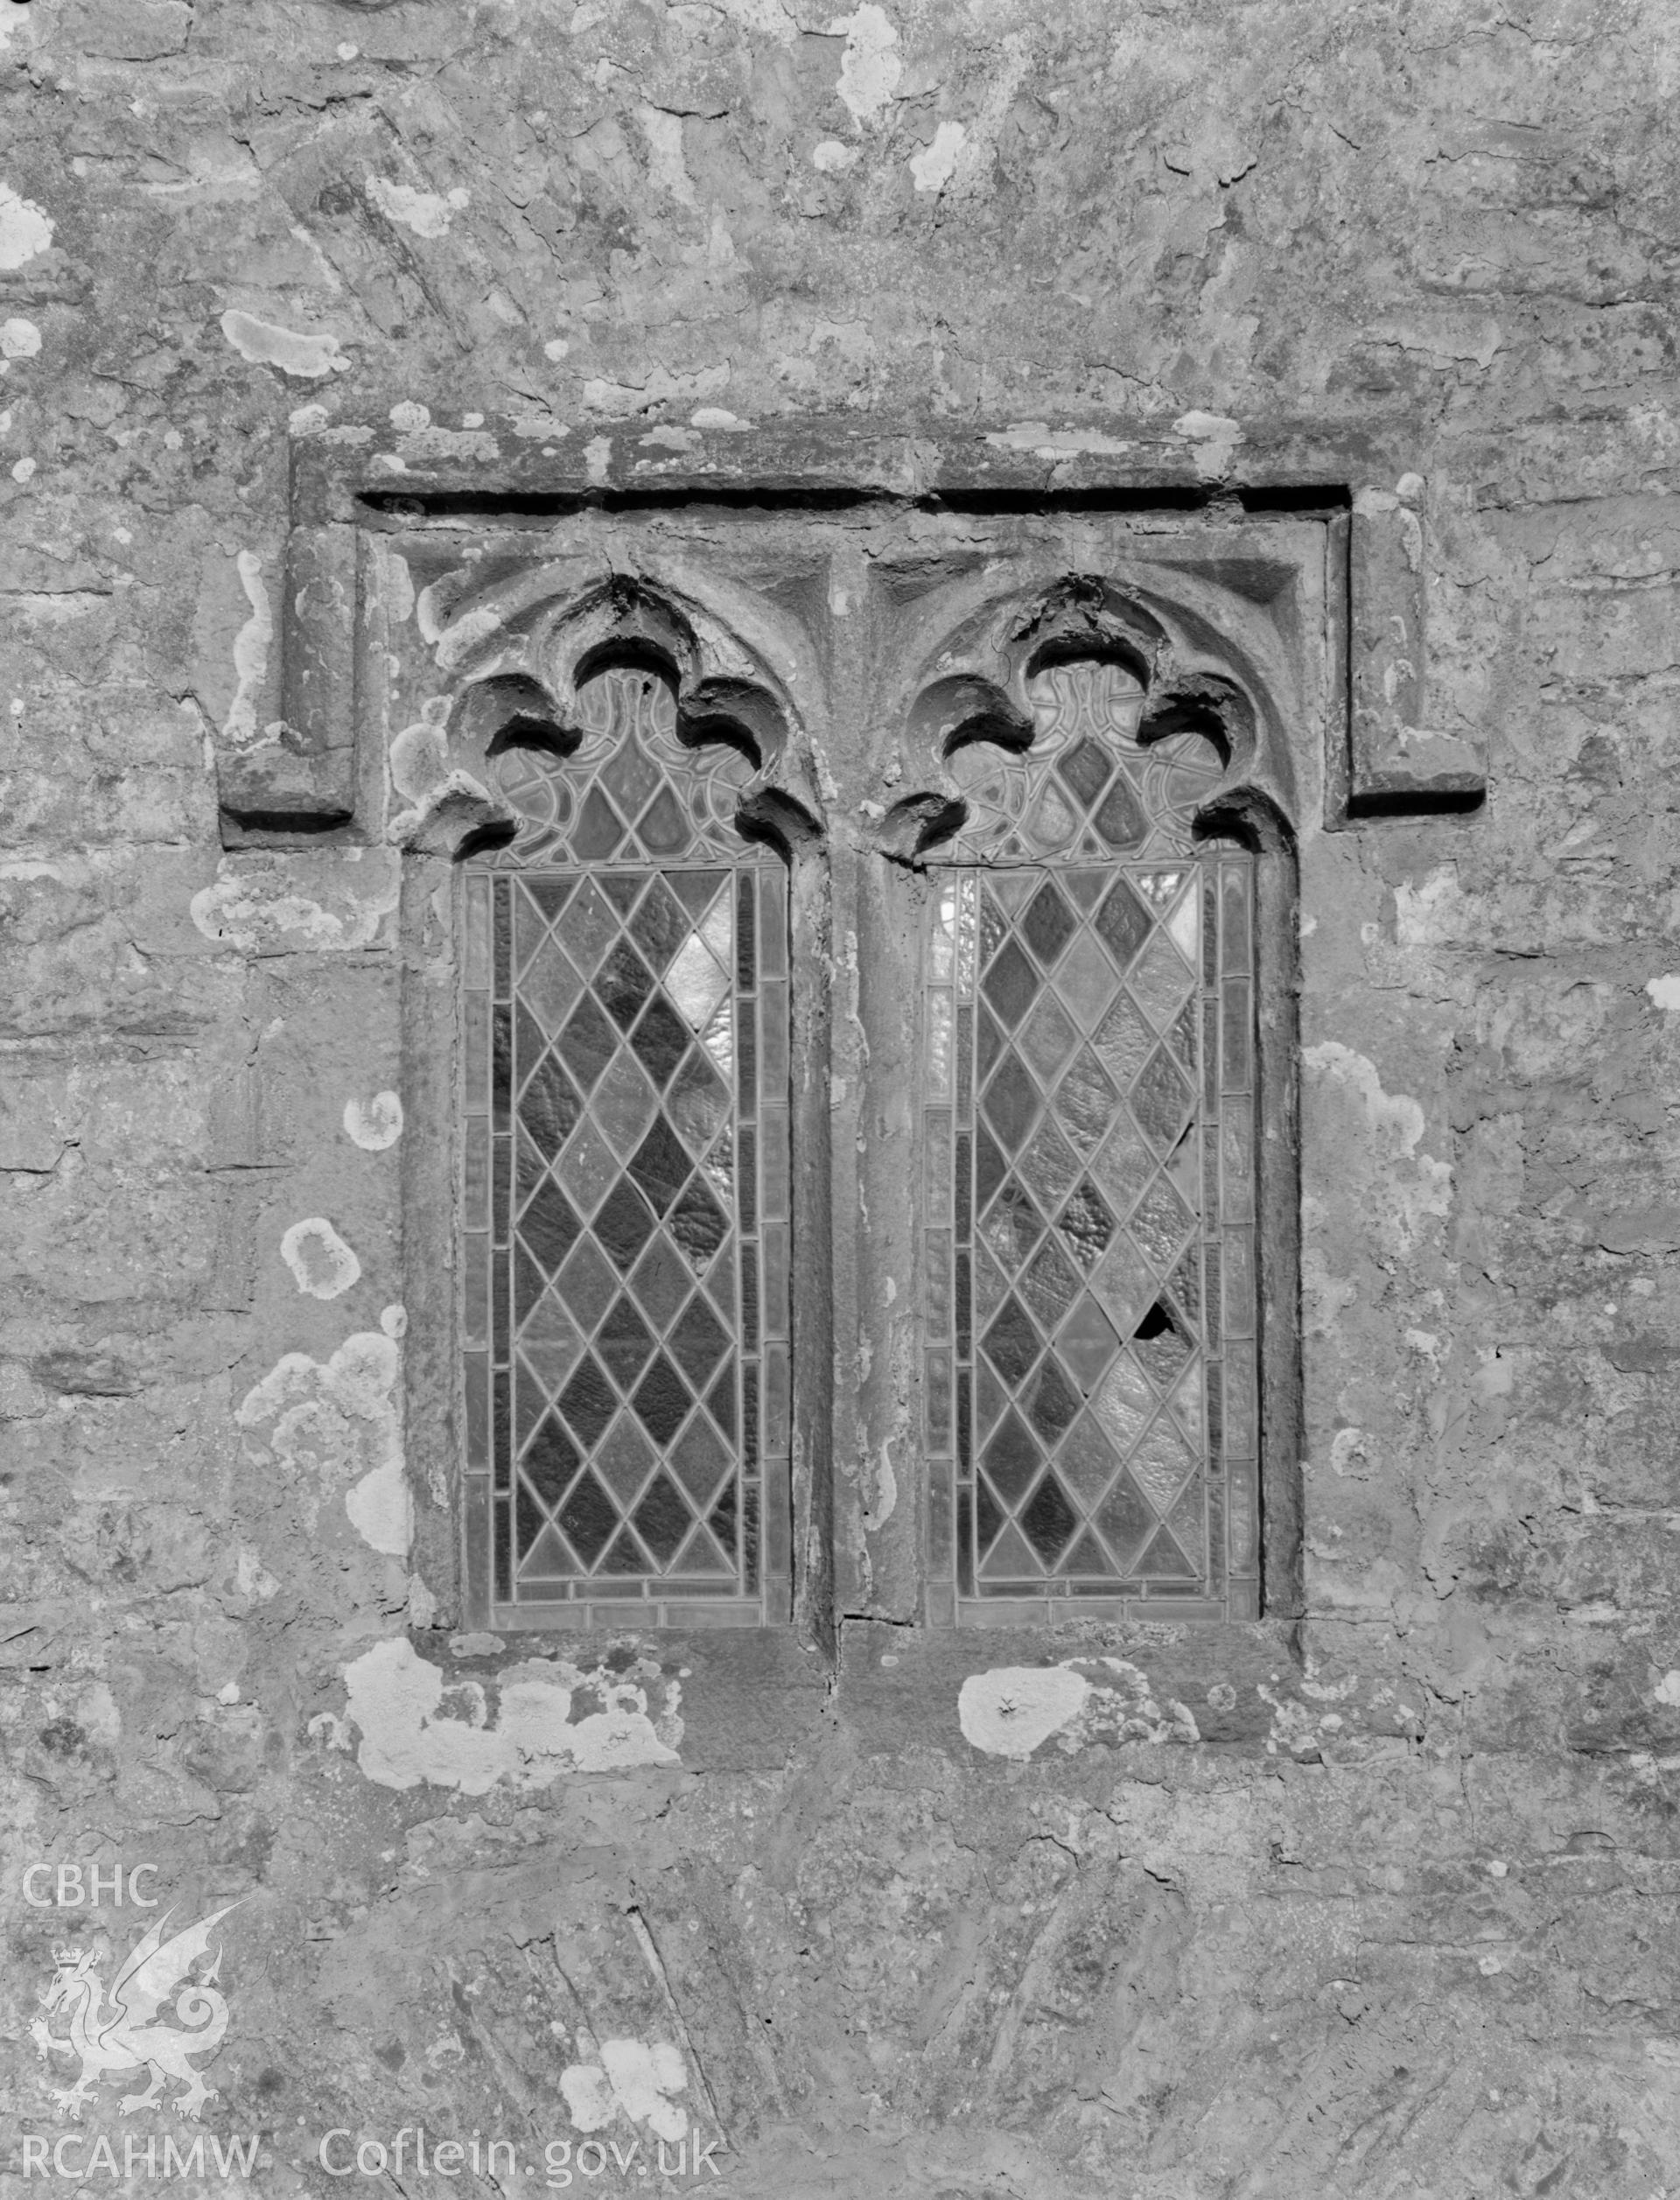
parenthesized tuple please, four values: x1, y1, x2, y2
(386, 572, 822, 860)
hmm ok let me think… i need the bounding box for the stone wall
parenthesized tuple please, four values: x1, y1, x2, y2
(4, 1, 1680, 2194)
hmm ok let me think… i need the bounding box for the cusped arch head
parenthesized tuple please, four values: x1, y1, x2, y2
(402, 572, 823, 858)
(883, 573, 1291, 862)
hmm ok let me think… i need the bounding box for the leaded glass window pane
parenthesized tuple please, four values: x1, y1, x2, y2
(461, 669, 788, 1626)
(923, 661, 1258, 1620)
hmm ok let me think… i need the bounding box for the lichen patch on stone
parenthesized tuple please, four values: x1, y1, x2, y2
(984, 422, 1135, 459)
(0, 182, 52, 270)
(340, 1638, 682, 1793)
(388, 704, 451, 802)
(560, 2040, 689, 2142)
(191, 852, 401, 954)
(829, 4, 901, 128)
(365, 177, 469, 238)
(1172, 409, 1244, 480)
(237, 1328, 412, 1558)
(343, 1092, 404, 1151)
(280, 1216, 362, 1300)
(960, 1658, 1205, 1758)
(1304, 1040, 1452, 1252)
(910, 120, 965, 194)
(219, 308, 350, 380)
(220, 550, 274, 750)
(958, 1665, 1089, 1757)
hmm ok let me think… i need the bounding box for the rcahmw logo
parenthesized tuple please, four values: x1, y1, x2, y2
(22, 2134, 260, 2182)
(30, 1898, 240, 2121)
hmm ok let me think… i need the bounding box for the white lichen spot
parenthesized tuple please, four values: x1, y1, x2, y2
(1393, 866, 1466, 947)
(984, 422, 1134, 459)
(280, 1216, 362, 1301)
(388, 702, 451, 802)
(828, 4, 901, 127)
(1172, 409, 1245, 480)
(812, 138, 858, 172)
(366, 177, 469, 238)
(910, 120, 966, 193)
(690, 407, 749, 432)
(220, 308, 350, 381)
(221, 550, 273, 749)
(234, 1545, 279, 1601)
(543, 337, 570, 361)
(584, 435, 612, 485)
(863, 1440, 897, 1531)
(343, 1091, 404, 1151)
(1647, 975, 1680, 1012)
(961, 1657, 1198, 1756)
(561, 2042, 689, 2143)
(430, 606, 503, 674)
(380, 1303, 408, 1341)
(0, 183, 52, 270)
(341, 1637, 682, 1792)
(190, 852, 401, 954)
(388, 768, 505, 851)
(1329, 1426, 1370, 1477)
(640, 424, 700, 453)
(0, 316, 40, 359)
(1656, 1671, 1680, 1706)
(958, 1666, 1090, 1758)
(1302, 1040, 1452, 1250)
(11, 455, 35, 484)
(380, 550, 415, 626)
(389, 398, 431, 433)
(238, 1328, 412, 1559)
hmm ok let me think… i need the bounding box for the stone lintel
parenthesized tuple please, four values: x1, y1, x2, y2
(225, 418, 1484, 838)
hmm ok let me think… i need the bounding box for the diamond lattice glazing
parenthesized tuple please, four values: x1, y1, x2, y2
(461, 669, 788, 1624)
(923, 660, 1258, 1620)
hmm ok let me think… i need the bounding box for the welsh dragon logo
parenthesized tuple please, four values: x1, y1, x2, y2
(32, 1904, 238, 2121)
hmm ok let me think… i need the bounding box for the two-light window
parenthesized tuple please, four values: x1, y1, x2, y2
(457, 655, 1270, 1629)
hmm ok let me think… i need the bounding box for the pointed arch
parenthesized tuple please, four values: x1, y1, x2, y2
(903, 584, 1299, 1625)
(449, 576, 825, 1629)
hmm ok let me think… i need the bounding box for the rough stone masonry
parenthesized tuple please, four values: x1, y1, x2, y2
(4, 0, 1680, 2195)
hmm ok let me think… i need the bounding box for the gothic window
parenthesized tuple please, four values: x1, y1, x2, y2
(458, 668, 790, 1628)
(920, 658, 1262, 1622)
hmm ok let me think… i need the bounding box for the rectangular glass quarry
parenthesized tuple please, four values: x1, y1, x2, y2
(461, 862, 789, 1627)
(922, 854, 1259, 1623)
